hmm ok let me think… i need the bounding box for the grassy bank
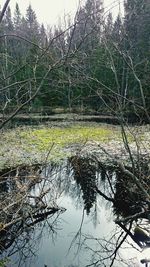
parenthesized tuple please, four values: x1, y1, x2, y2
(1, 122, 149, 171)
(0, 123, 121, 170)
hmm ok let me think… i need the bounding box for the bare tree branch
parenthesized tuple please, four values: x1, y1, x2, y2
(0, 0, 11, 24)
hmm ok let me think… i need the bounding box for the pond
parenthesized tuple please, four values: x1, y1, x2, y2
(0, 156, 150, 267)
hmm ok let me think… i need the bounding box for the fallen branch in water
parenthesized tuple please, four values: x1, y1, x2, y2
(95, 186, 114, 203)
(115, 210, 150, 224)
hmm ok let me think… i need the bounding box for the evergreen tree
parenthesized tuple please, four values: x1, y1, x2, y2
(39, 24, 48, 47)
(25, 4, 39, 41)
(69, 0, 103, 52)
(3, 6, 13, 33)
(104, 12, 113, 39)
(124, 0, 150, 110)
(64, 0, 105, 110)
(124, 0, 150, 60)
(13, 3, 22, 33)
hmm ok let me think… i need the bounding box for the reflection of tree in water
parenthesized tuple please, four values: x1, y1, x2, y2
(0, 164, 66, 266)
(114, 159, 150, 218)
(69, 156, 97, 215)
(0, 158, 150, 267)
(0, 214, 63, 267)
(68, 155, 150, 266)
(114, 170, 146, 217)
(68, 154, 148, 218)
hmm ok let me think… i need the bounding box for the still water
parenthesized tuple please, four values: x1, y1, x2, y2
(0, 158, 150, 267)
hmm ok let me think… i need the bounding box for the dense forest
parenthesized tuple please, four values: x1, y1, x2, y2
(0, 0, 150, 125)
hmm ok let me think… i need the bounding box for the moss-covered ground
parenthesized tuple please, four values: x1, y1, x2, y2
(0, 123, 120, 169)
(0, 122, 149, 170)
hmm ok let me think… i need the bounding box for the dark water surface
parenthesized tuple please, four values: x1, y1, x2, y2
(0, 158, 150, 267)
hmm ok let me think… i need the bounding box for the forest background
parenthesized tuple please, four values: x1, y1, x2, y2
(0, 0, 150, 127)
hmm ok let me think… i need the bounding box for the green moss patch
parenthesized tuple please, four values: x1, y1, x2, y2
(20, 125, 117, 149)
(0, 124, 120, 169)
(0, 122, 149, 173)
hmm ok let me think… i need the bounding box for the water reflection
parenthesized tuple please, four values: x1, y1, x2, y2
(0, 156, 149, 267)
(69, 156, 97, 215)
(114, 169, 149, 218)
(0, 164, 66, 266)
